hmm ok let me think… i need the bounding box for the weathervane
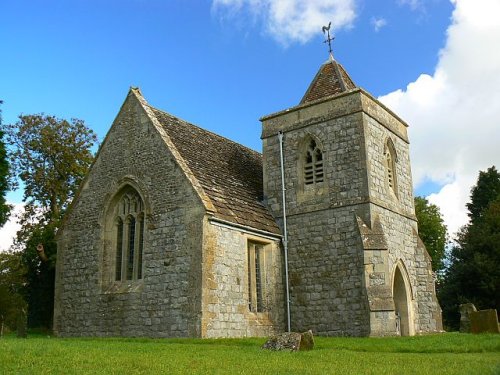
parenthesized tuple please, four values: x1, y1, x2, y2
(322, 21, 334, 57)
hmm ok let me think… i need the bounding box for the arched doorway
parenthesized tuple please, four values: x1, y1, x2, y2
(393, 264, 413, 336)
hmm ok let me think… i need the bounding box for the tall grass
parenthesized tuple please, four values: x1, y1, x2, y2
(1, 333, 499, 374)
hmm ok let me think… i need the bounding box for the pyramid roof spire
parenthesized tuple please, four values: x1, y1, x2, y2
(300, 54, 357, 105)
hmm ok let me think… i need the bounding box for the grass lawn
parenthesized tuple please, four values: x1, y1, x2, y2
(1, 333, 499, 374)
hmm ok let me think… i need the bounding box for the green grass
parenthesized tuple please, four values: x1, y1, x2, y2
(0, 333, 499, 374)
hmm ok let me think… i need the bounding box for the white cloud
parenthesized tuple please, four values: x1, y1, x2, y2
(379, 0, 500, 237)
(212, 0, 357, 45)
(0, 203, 23, 252)
(427, 178, 470, 237)
(371, 17, 387, 32)
(398, 0, 423, 11)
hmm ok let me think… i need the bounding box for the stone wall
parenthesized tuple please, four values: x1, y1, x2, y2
(362, 97, 442, 335)
(262, 90, 373, 336)
(363, 206, 442, 335)
(284, 208, 370, 336)
(201, 221, 284, 337)
(54, 91, 205, 337)
(261, 88, 441, 336)
(363, 110, 415, 219)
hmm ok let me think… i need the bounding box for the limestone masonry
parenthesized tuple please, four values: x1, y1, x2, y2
(54, 55, 442, 337)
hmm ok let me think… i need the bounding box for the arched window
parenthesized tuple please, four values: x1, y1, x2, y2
(384, 139, 398, 197)
(304, 139, 324, 185)
(112, 188, 145, 282)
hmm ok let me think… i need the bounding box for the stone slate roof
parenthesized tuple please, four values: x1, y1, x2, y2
(149, 106, 281, 235)
(300, 56, 356, 104)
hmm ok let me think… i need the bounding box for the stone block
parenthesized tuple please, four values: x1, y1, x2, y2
(261, 330, 315, 351)
(459, 303, 477, 333)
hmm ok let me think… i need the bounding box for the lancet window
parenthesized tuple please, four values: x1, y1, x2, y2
(114, 189, 145, 282)
(385, 139, 398, 197)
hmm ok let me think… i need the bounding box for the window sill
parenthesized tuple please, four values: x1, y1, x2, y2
(102, 280, 144, 294)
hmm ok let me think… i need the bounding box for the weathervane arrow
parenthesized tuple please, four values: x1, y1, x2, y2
(322, 21, 334, 58)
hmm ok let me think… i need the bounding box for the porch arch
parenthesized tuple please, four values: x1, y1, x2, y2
(392, 261, 415, 336)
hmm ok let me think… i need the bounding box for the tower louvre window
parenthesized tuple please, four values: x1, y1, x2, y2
(304, 139, 324, 185)
(386, 152, 394, 189)
(385, 139, 398, 197)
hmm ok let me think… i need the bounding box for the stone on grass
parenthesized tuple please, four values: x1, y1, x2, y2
(470, 309, 500, 334)
(459, 303, 477, 333)
(262, 330, 314, 351)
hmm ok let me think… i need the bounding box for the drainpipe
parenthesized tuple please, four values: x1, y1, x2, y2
(278, 131, 291, 332)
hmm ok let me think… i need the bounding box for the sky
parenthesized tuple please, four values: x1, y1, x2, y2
(1, 0, 499, 251)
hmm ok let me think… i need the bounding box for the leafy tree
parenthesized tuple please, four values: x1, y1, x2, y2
(5, 114, 97, 229)
(3, 114, 97, 329)
(0, 100, 11, 226)
(414, 196, 448, 273)
(0, 251, 27, 335)
(438, 166, 500, 330)
(21, 224, 57, 329)
(466, 166, 500, 223)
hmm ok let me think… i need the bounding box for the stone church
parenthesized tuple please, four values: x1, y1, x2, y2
(53, 54, 442, 338)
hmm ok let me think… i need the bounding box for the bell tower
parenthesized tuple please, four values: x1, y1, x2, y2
(261, 47, 442, 336)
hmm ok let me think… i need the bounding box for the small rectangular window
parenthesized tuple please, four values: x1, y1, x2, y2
(248, 241, 267, 312)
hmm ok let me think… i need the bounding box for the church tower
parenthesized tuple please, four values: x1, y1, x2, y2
(260, 54, 442, 336)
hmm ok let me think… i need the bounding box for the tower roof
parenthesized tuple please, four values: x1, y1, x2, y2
(300, 55, 356, 105)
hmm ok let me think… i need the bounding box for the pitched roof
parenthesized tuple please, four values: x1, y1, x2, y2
(300, 55, 356, 104)
(148, 105, 281, 235)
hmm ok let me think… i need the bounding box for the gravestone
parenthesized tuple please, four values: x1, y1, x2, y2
(459, 303, 477, 333)
(470, 309, 500, 334)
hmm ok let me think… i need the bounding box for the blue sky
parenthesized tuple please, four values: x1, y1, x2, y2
(0, 0, 452, 189)
(1, 0, 499, 247)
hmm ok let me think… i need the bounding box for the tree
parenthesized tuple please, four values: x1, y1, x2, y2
(3, 114, 97, 329)
(5, 114, 97, 229)
(0, 100, 11, 227)
(21, 224, 57, 329)
(0, 251, 27, 335)
(438, 166, 500, 330)
(467, 166, 500, 223)
(414, 196, 448, 273)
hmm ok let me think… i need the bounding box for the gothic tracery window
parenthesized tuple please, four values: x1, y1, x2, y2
(113, 189, 145, 282)
(304, 139, 324, 185)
